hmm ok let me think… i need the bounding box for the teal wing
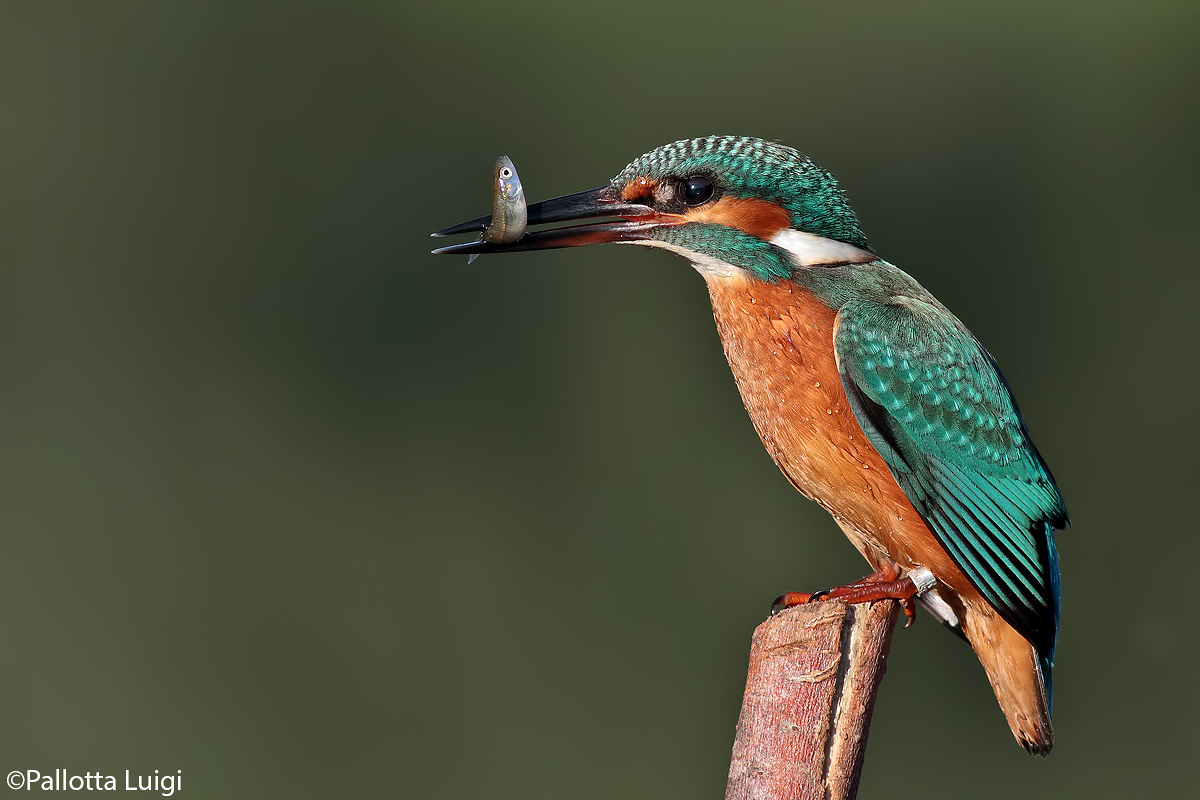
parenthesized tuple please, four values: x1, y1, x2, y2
(834, 297, 1067, 662)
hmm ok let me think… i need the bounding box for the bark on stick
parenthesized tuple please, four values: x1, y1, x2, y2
(725, 599, 900, 800)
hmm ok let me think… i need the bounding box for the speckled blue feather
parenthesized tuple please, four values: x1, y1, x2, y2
(649, 224, 794, 282)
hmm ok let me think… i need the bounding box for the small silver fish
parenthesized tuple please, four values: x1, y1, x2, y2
(483, 155, 527, 244)
(469, 156, 527, 264)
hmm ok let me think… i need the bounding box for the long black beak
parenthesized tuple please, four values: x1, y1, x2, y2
(430, 186, 661, 255)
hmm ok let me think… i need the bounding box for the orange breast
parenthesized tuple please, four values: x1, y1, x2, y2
(703, 272, 972, 599)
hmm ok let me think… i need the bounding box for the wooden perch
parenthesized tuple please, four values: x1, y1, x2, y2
(725, 599, 900, 800)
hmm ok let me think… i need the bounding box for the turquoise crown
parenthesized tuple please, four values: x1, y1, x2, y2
(612, 135, 870, 251)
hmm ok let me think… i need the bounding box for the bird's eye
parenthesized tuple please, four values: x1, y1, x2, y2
(678, 176, 714, 206)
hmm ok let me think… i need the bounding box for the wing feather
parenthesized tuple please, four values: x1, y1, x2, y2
(834, 297, 1067, 657)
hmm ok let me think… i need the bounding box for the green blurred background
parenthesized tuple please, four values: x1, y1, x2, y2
(6, 1, 1198, 797)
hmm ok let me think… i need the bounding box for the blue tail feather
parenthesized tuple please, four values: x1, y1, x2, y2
(1042, 528, 1061, 713)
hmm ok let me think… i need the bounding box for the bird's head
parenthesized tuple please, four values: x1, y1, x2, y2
(432, 136, 876, 281)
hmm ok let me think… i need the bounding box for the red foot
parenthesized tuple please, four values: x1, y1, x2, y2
(771, 567, 921, 627)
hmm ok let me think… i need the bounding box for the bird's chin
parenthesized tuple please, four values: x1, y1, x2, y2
(431, 186, 679, 255)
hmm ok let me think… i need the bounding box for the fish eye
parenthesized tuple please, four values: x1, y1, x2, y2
(678, 176, 714, 206)
(499, 166, 513, 180)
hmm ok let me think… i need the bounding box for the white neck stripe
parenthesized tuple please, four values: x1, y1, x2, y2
(769, 229, 874, 267)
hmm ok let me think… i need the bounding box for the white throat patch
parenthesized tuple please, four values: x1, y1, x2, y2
(621, 239, 746, 279)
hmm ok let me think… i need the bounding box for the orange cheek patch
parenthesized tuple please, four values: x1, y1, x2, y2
(620, 175, 658, 202)
(685, 197, 791, 239)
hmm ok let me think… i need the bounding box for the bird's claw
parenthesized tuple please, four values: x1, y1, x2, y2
(769, 572, 924, 625)
(770, 591, 815, 616)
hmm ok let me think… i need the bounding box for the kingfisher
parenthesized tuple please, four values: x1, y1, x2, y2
(431, 136, 1068, 755)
